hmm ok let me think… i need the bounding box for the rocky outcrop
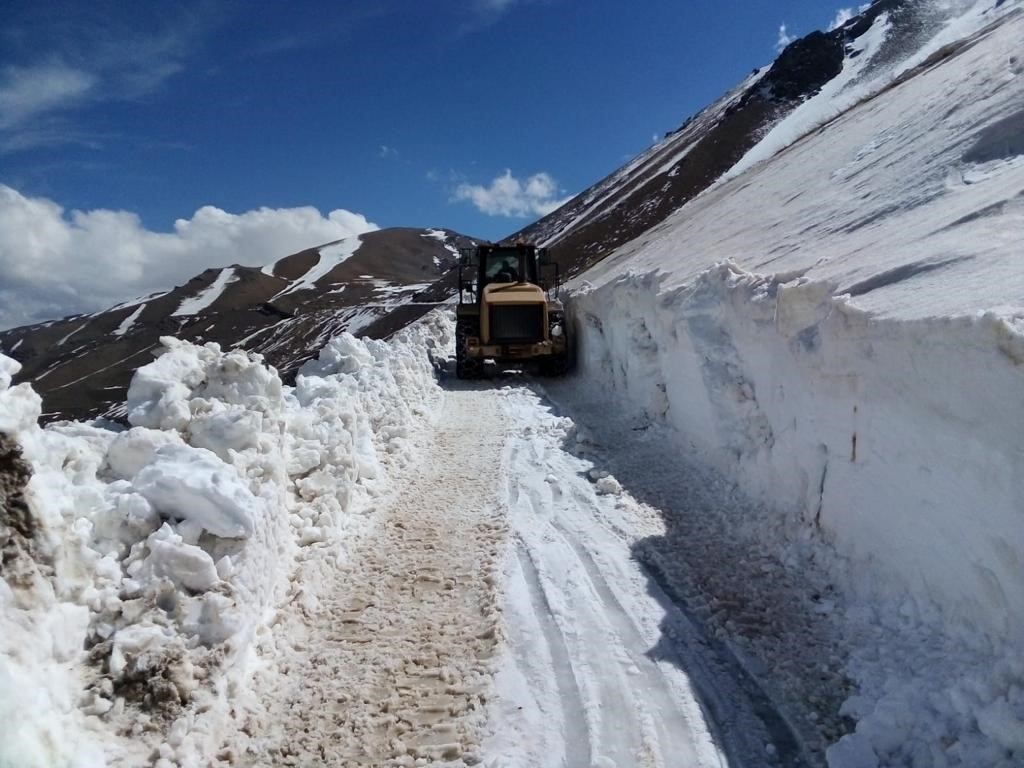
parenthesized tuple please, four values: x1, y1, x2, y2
(0, 434, 43, 587)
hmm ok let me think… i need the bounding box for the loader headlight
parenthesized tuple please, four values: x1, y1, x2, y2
(551, 323, 564, 338)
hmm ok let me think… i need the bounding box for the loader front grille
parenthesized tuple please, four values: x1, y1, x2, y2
(489, 304, 544, 343)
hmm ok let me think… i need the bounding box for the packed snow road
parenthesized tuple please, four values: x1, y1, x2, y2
(229, 378, 804, 767)
(230, 389, 506, 765)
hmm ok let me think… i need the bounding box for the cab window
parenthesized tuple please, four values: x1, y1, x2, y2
(485, 253, 520, 283)
(482, 249, 537, 284)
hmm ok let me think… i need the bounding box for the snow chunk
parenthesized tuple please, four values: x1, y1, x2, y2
(126, 337, 284, 433)
(0, 353, 20, 390)
(109, 622, 174, 678)
(106, 427, 186, 479)
(132, 444, 257, 538)
(595, 475, 623, 496)
(187, 401, 262, 461)
(826, 734, 880, 768)
(0, 354, 41, 435)
(298, 332, 375, 376)
(126, 337, 210, 430)
(136, 524, 220, 593)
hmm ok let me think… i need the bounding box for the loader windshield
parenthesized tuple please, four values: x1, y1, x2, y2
(482, 248, 538, 285)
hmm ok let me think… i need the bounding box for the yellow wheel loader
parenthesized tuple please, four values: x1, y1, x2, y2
(454, 243, 569, 379)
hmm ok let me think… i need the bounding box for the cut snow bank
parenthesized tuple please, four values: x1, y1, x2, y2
(573, 264, 1024, 644)
(0, 312, 452, 767)
(570, 263, 1024, 766)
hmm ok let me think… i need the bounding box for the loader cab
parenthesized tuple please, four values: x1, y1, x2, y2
(458, 243, 558, 303)
(482, 246, 538, 288)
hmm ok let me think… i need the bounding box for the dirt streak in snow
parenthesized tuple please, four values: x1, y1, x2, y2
(236, 389, 506, 766)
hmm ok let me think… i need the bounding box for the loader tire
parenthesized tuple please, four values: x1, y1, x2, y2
(455, 321, 481, 380)
(539, 351, 569, 377)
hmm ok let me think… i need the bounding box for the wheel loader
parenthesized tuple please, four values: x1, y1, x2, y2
(454, 243, 569, 378)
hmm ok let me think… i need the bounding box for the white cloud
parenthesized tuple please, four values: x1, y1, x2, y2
(829, 8, 856, 30)
(0, 7, 213, 151)
(829, 4, 871, 31)
(0, 184, 378, 329)
(0, 64, 97, 130)
(776, 23, 797, 52)
(378, 144, 399, 159)
(453, 169, 571, 218)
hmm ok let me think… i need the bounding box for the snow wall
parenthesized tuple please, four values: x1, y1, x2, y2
(0, 314, 451, 767)
(569, 265, 1024, 763)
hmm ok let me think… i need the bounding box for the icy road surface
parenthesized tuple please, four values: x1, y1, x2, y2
(231, 379, 806, 767)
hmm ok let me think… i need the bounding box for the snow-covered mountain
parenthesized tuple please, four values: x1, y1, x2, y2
(2, 2, 1022, 767)
(0, 227, 472, 422)
(510, 0, 1015, 278)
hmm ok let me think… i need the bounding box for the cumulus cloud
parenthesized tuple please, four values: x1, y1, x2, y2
(453, 169, 571, 218)
(0, 184, 378, 329)
(776, 23, 797, 52)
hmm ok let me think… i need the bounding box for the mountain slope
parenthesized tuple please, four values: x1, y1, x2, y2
(0, 227, 472, 422)
(509, 0, 1000, 279)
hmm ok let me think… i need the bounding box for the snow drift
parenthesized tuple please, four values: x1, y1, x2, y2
(0, 313, 451, 767)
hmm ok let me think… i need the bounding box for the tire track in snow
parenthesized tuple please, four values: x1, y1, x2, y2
(515, 470, 655, 766)
(496, 412, 723, 768)
(513, 541, 592, 768)
(547, 517, 713, 768)
(531, 381, 813, 767)
(492, 381, 815, 767)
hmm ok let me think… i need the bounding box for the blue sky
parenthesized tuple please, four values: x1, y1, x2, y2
(1, 0, 859, 237)
(0, 0, 859, 327)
